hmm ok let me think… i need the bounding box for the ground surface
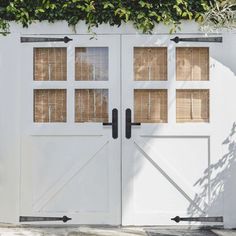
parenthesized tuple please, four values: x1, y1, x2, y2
(0, 226, 236, 236)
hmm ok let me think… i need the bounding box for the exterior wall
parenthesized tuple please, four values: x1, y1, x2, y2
(183, 32, 236, 228)
(0, 30, 21, 223)
(210, 34, 236, 228)
(0, 21, 236, 227)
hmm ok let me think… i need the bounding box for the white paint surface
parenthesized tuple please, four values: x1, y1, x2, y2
(0, 21, 236, 228)
(19, 35, 121, 225)
(0, 31, 21, 224)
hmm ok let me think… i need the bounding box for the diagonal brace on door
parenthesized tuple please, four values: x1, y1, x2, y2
(33, 140, 110, 211)
(134, 139, 208, 214)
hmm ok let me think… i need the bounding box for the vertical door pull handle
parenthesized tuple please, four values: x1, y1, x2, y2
(103, 108, 118, 139)
(126, 108, 141, 139)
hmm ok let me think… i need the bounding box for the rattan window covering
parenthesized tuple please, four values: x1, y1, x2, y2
(75, 89, 108, 123)
(176, 89, 209, 122)
(75, 47, 108, 81)
(134, 89, 168, 123)
(34, 48, 67, 81)
(134, 47, 167, 81)
(34, 89, 67, 122)
(176, 47, 209, 81)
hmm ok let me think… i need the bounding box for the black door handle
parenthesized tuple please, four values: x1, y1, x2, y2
(103, 108, 118, 139)
(126, 108, 141, 139)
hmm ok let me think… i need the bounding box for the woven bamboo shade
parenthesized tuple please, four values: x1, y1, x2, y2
(34, 48, 67, 81)
(176, 47, 209, 81)
(176, 89, 209, 122)
(75, 89, 108, 122)
(134, 47, 167, 81)
(134, 89, 167, 123)
(34, 89, 67, 122)
(75, 47, 108, 81)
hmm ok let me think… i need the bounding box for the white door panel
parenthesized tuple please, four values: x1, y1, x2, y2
(20, 35, 121, 225)
(121, 35, 222, 226)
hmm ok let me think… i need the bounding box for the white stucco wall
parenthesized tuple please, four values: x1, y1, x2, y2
(0, 21, 236, 227)
(0, 29, 21, 224)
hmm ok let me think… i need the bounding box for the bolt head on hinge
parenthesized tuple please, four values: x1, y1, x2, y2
(171, 216, 180, 223)
(63, 36, 73, 43)
(170, 37, 180, 44)
(62, 215, 72, 222)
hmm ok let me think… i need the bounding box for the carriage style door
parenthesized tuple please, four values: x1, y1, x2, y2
(20, 35, 121, 224)
(20, 33, 219, 225)
(121, 35, 216, 226)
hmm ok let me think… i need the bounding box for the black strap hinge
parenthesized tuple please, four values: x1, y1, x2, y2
(171, 36, 223, 43)
(20, 36, 72, 43)
(19, 215, 72, 223)
(171, 215, 223, 223)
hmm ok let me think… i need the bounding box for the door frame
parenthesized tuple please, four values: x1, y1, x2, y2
(19, 32, 220, 226)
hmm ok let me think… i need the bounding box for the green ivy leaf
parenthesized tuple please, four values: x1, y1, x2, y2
(0, 0, 223, 36)
(36, 8, 45, 13)
(103, 2, 114, 9)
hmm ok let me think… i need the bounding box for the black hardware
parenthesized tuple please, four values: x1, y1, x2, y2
(103, 108, 118, 139)
(171, 216, 223, 223)
(171, 36, 223, 43)
(126, 108, 141, 139)
(19, 215, 72, 223)
(20, 36, 73, 43)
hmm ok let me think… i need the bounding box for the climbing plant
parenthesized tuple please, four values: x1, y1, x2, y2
(200, 0, 236, 31)
(0, 0, 232, 35)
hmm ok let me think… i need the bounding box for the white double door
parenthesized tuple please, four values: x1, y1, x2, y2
(20, 34, 215, 225)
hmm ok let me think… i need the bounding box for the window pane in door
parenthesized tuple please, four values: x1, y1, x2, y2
(34, 89, 67, 122)
(34, 48, 67, 81)
(75, 89, 108, 122)
(75, 47, 108, 81)
(176, 89, 209, 122)
(134, 89, 168, 123)
(176, 47, 209, 81)
(134, 47, 167, 81)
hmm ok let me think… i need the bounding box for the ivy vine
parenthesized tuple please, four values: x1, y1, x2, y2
(0, 0, 220, 36)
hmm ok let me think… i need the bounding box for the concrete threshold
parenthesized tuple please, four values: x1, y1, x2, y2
(0, 224, 236, 236)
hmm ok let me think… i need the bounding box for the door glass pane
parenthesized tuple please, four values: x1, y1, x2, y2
(134, 89, 167, 123)
(75, 47, 108, 81)
(75, 89, 108, 122)
(134, 47, 167, 81)
(34, 89, 67, 122)
(176, 89, 209, 122)
(34, 48, 67, 81)
(176, 47, 209, 81)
